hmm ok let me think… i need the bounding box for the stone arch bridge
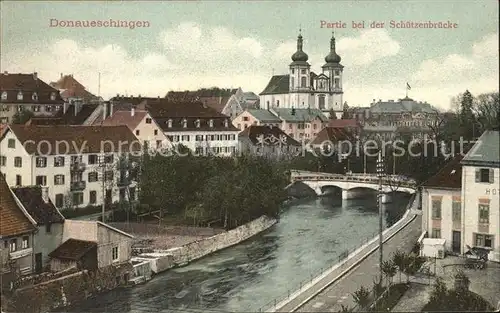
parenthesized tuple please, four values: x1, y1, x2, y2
(289, 170, 417, 203)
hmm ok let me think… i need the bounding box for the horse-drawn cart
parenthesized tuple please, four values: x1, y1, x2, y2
(463, 245, 489, 269)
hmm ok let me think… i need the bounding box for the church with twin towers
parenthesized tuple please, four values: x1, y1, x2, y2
(259, 31, 345, 118)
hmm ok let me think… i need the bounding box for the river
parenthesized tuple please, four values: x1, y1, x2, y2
(57, 193, 411, 312)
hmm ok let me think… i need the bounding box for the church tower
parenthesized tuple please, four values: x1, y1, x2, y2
(289, 30, 311, 109)
(322, 32, 344, 117)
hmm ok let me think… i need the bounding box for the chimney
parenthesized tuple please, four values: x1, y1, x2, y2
(33, 72, 38, 80)
(41, 186, 49, 203)
(109, 101, 114, 117)
(102, 101, 107, 119)
(3, 71, 7, 75)
(60, 73, 63, 78)
(131, 107, 135, 116)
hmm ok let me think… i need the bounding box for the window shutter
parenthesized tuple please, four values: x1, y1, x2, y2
(489, 169, 494, 183)
(475, 169, 480, 182)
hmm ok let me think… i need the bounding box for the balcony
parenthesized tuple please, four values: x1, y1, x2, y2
(10, 247, 33, 260)
(70, 162, 86, 172)
(70, 181, 86, 191)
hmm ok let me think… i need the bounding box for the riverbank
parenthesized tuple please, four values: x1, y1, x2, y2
(135, 215, 278, 274)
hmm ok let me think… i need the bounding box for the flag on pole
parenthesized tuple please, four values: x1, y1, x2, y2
(406, 82, 411, 90)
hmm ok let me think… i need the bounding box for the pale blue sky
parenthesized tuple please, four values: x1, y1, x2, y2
(1, 1, 498, 109)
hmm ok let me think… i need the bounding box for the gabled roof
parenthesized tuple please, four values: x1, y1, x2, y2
(50, 74, 98, 101)
(246, 109, 281, 123)
(272, 108, 327, 122)
(424, 154, 463, 189)
(310, 127, 352, 145)
(0, 72, 64, 104)
(260, 75, 290, 95)
(462, 130, 500, 167)
(12, 186, 65, 225)
(100, 110, 148, 130)
(54, 103, 100, 125)
(96, 221, 134, 238)
(0, 175, 36, 237)
(4, 124, 141, 155)
(145, 99, 228, 118)
(48, 239, 97, 260)
(239, 125, 301, 146)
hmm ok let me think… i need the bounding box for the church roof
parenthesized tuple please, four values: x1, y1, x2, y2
(259, 75, 290, 95)
(246, 109, 282, 122)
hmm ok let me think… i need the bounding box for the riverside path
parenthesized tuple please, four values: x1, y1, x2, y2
(275, 208, 422, 312)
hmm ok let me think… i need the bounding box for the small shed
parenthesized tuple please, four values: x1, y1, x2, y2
(421, 238, 446, 259)
(48, 238, 98, 272)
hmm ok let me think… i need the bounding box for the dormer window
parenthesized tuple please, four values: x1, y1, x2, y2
(50, 92, 56, 101)
(32, 92, 38, 101)
(208, 119, 214, 127)
(195, 119, 200, 128)
(182, 118, 187, 128)
(1, 91, 7, 100)
(17, 92, 23, 101)
(167, 119, 172, 128)
(224, 119, 228, 128)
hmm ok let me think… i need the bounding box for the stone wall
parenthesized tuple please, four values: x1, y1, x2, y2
(285, 181, 317, 198)
(141, 215, 277, 273)
(4, 262, 133, 313)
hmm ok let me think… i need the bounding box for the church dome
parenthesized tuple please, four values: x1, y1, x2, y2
(324, 33, 341, 64)
(291, 34, 309, 62)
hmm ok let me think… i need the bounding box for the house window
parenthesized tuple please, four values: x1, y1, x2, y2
(72, 192, 84, 205)
(54, 174, 65, 185)
(156, 140, 162, 148)
(36, 157, 47, 168)
(474, 233, 494, 248)
(8, 139, 15, 148)
(478, 203, 490, 224)
(71, 155, 82, 165)
(1, 91, 7, 100)
(104, 170, 114, 181)
(452, 200, 461, 222)
(431, 199, 442, 219)
(112, 246, 119, 261)
(88, 172, 98, 182)
(50, 92, 56, 101)
(154, 129, 158, 135)
(32, 105, 40, 112)
(167, 119, 172, 128)
(195, 119, 200, 128)
(476, 168, 494, 183)
(15, 174, 22, 186)
(54, 156, 65, 167)
(276, 100, 280, 107)
(334, 78, 340, 88)
(135, 130, 140, 136)
(17, 92, 23, 101)
(0, 155, 6, 166)
(32, 93, 38, 101)
(145, 118, 152, 124)
(89, 191, 97, 204)
(36, 175, 47, 186)
(182, 119, 187, 128)
(431, 228, 441, 238)
(86, 154, 97, 164)
(13, 157, 22, 167)
(318, 95, 325, 110)
(9, 239, 16, 252)
(209, 119, 214, 127)
(291, 69, 295, 74)
(55, 194, 64, 208)
(21, 236, 29, 249)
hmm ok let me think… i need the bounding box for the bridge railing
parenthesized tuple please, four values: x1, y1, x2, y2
(290, 170, 417, 187)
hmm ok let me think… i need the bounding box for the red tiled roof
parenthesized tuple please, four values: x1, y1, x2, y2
(0, 175, 36, 237)
(100, 110, 148, 130)
(12, 186, 65, 225)
(5, 124, 141, 155)
(145, 99, 227, 118)
(50, 74, 97, 101)
(310, 127, 352, 145)
(423, 154, 463, 189)
(239, 125, 301, 146)
(49, 239, 97, 261)
(328, 119, 361, 128)
(0, 72, 64, 104)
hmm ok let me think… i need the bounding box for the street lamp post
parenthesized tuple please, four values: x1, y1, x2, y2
(376, 151, 385, 284)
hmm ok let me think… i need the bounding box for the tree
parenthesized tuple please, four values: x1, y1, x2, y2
(474, 92, 500, 132)
(381, 260, 397, 286)
(392, 250, 406, 283)
(341, 101, 350, 119)
(12, 110, 34, 124)
(457, 90, 477, 140)
(329, 108, 337, 120)
(352, 285, 371, 309)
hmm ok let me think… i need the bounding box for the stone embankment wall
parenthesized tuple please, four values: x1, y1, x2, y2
(4, 262, 132, 313)
(285, 181, 317, 198)
(141, 215, 277, 273)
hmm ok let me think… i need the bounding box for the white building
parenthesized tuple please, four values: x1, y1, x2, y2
(461, 130, 499, 262)
(259, 32, 344, 118)
(147, 100, 239, 156)
(0, 124, 142, 210)
(98, 108, 171, 150)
